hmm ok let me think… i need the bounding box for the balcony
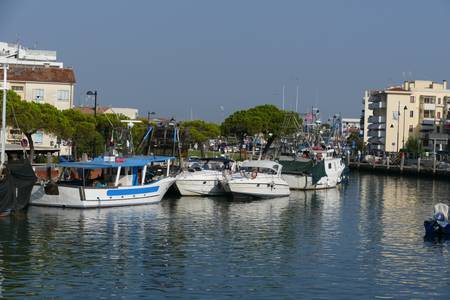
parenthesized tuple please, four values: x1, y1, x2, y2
(368, 116, 386, 123)
(368, 102, 386, 110)
(422, 103, 435, 110)
(368, 130, 385, 138)
(368, 123, 386, 130)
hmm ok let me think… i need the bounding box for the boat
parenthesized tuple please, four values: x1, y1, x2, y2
(175, 157, 234, 196)
(222, 160, 290, 199)
(279, 148, 345, 190)
(30, 155, 176, 208)
(424, 203, 450, 236)
(0, 62, 37, 215)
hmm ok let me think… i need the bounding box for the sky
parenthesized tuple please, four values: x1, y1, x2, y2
(1, 0, 450, 122)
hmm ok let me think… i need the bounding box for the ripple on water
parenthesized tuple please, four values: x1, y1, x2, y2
(1, 173, 450, 298)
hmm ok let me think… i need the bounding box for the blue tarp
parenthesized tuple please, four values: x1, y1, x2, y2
(58, 155, 175, 170)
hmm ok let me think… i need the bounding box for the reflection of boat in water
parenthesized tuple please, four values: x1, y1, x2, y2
(223, 160, 290, 199)
(30, 156, 175, 208)
(424, 203, 450, 237)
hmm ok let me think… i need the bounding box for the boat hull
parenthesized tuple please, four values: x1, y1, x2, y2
(226, 180, 290, 199)
(30, 178, 176, 208)
(175, 171, 228, 196)
(282, 173, 338, 190)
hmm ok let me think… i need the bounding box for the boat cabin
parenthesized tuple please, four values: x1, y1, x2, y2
(239, 160, 282, 176)
(57, 156, 174, 188)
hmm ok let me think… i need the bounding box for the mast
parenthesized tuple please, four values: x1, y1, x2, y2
(1, 63, 8, 167)
(295, 85, 299, 113)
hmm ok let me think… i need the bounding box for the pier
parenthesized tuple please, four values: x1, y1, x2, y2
(348, 156, 450, 179)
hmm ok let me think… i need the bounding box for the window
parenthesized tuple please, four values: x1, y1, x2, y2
(437, 111, 441, 119)
(410, 111, 414, 118)
(421, 96, 435, 104)
(57, 90, 70, 101)
(438, 98, 441, 105)
(423, 110, 435, 118)
(11, 86, 23, 92)
(409, 125, 413, 132)
(33, 131, 43, 144)
(32, 89, 44, 102)
(410, 96, 415, 103)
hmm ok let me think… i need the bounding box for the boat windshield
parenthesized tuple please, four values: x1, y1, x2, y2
(59, 164, 167, 188)
(240, 166, 278, 175)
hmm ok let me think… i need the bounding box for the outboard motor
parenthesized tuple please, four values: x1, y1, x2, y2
(424, 203, 450, 236)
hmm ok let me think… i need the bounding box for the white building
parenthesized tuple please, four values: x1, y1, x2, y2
(1, 42, 75, 155)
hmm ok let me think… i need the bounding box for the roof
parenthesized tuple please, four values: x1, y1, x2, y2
(58, 155, 174, 170)
(241, 160, 281, 171)
(1, 66, 76, 84)
(74, 106, 110, 115)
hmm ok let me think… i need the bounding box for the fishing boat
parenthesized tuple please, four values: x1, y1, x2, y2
(30, 155, 175, 208)
(0, 62, 37, 215)
(279, 148, 345, 190)
(424, 203, 450, 236)
(223, 160, 290, 199)
(175, 157, 234, 196)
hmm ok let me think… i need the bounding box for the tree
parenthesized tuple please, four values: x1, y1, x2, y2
(1, 90, 64, 162)
(60, 109, 100, 160)
(347, 132, 365, 152)
(221, 104, 302, 156)
(180, 120, 220, 156)
(405, 135, 422, 155)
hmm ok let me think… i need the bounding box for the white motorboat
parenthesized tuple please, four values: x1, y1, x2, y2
(175, 158, 234, 196)
(30, 155, 176, 208)
(223, 160, 290, 198)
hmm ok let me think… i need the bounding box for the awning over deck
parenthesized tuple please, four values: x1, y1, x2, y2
(58, 155, 175, 170)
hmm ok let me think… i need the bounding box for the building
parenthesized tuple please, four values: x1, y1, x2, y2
(1, 42, 75, 155)
(75, 106, 139, 119)
(363, 80, 450, 153)
(341, 118, 361, 138)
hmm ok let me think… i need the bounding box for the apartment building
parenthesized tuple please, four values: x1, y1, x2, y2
(0, 42, 75, 155)
(363, 80, 450, 153)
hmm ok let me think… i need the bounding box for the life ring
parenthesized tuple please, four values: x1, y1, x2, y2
(251, 171, 257, 179)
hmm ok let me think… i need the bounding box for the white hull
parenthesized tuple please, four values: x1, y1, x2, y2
(175, 171, 228, 196)
(282, 173, 337, 190)
(282, 157, 345, 190)
(30, 178, 176, 208)
(226, 176, 290, 198)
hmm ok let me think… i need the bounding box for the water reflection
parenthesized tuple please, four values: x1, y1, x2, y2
(1, 173, 450, 298)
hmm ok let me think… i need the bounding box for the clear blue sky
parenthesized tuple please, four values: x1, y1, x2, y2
(1, 0, 450, 122)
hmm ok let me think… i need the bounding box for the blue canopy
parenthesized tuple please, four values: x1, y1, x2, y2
(58, 155, 175, 170)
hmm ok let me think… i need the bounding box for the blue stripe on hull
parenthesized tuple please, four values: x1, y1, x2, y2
(106, 186, 160, 196)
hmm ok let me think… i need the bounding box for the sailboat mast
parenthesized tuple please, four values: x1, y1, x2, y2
(1, 63, 8, 166)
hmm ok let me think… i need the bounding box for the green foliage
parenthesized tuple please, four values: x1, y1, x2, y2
(220, 104, 302, 140)
(405, 135, 422, 154)
(180, 120, 220, 144)
(347, 132, 365, 151)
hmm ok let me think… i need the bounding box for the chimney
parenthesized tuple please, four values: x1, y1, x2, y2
(403, 81, 410, 90)
(444, 80, 448, 90)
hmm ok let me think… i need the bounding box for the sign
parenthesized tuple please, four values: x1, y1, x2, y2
(20, 139, 28, 147)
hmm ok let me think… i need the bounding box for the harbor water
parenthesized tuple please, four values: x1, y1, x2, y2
(1, 172, 450, 299)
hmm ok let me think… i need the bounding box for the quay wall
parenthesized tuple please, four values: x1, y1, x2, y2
(349, 162, 450, 180)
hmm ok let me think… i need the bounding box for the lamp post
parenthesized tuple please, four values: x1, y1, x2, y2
(402, 105, 408, 149)
(87, 90, 98, 157)
(147, 111, 155, 122)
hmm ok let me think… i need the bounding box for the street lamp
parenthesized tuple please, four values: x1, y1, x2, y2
(86, 90, 98, 157)
(402, 105, 408, 149)
(147, 111, 156, 122)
